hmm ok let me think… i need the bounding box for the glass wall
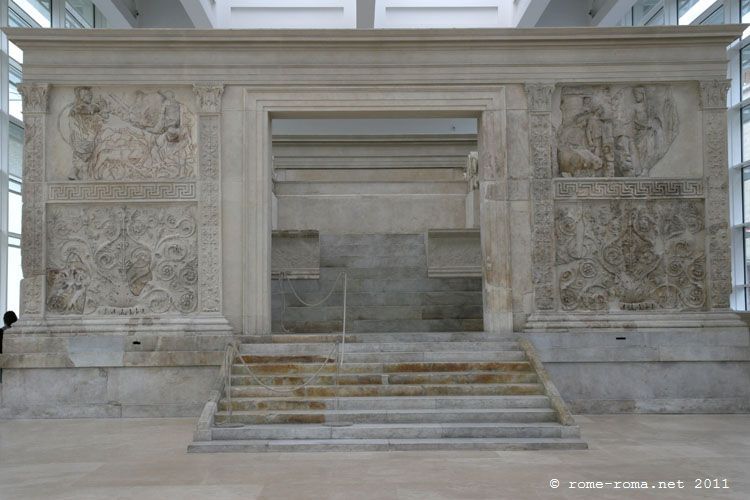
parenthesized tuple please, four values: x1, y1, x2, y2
(620, 1, 750, 309)
(1, 0, 107, 314)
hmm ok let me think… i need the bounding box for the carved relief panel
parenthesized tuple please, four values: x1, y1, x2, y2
(555, 199, 706, 312)
(552, 84, 701, 178)
(32, 84, 224, 320)
(46, 204, 199, 315)
(48, 86, 198, 181)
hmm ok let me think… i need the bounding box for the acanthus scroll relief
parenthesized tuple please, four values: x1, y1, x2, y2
(57, 87, 197, 181)
(46, 205, 199, 315)
(556, 85, 679, 178)
(556, 200, 706, 312)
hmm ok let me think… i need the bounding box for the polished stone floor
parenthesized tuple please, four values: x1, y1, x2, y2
(0, 414, 748, 499)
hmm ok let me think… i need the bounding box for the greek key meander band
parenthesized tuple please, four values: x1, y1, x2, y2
(47, 182, 197, 201)
(554, 180, 704, 199)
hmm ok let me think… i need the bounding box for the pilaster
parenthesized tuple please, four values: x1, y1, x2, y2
(193, 84, 225, 314)
(699, 79, 732, 309)
(525, 82, 556, 311)
(17, 83, 49, 317)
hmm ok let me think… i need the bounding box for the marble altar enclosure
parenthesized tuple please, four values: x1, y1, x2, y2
(1, 27, 746, 417)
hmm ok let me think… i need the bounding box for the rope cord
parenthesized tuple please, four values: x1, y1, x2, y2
(284, 271, 344, 307)
(223, 271, 349, 415)
(227, 341, 339, 395)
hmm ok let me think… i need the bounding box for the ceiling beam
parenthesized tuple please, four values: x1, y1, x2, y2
(178, 0, 216, 28)
(357, 0, 375, 29)
(91, 0, 138, 27)
(591, 0, 638, 26)
(513, 0, 552, 28)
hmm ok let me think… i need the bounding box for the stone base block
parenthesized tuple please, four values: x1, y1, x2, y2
(0, 366, 218, 419)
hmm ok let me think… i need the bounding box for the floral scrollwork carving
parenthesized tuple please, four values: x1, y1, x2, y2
(46, 205, 199, 315)
(556, 199, 707, 312)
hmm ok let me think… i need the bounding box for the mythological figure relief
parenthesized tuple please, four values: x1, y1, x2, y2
(58, 87, 196, 180)
(555, 200, 706, 311)
(556, 85, 678, 178)
(46, 205, 199, 315)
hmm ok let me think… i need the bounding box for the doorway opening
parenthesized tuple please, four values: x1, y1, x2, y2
(269, 117, 483, 334)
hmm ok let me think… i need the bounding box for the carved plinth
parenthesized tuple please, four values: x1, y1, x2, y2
(271, 230, 320, 279)
(427, 229, 481, 278)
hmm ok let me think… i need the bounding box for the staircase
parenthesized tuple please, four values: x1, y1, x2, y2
(188, 332, 587, 452)
(272, 234, 483, 333)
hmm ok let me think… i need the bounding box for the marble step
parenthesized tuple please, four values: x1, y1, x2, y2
(218, 395, 552, 412)
(239, 350, 527, 364)
(227, 371, 540, 386)
(239, 341, 521, 355)
(240, 331, 509, 343)
(228, 383, 545, 398)
(210, 422, 580, 440)
(226, 361, 533, 374)
(214, 408, 557, 425)
(188, 437, 588, 453)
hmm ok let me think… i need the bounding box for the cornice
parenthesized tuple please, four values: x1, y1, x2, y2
(2, 25, 744, 49)
(7, 26, 740, 85)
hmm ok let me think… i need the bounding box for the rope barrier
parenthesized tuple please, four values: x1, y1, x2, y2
(223, 271, 349, 420)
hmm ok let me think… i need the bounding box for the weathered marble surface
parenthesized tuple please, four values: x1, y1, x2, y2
(2, 26, 746, 416)
(553, 84, 690, 178)
(426, 229, 481, 278)
(48, 86, 198, 182)
(271, 230, 320, 279)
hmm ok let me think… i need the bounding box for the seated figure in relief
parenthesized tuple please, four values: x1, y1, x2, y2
(557, 95, 606, 177)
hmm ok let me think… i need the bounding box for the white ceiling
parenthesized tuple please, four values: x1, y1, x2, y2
(95, 0, 637, 29)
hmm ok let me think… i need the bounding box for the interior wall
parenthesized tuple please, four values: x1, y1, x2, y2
(273, 133, 477, 234)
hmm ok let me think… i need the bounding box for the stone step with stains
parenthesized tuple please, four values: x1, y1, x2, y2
(209, 422, 581, 441)
(239, 341, 521, 355)
(227, 371, 539, 386)
(228, 383, 546, 398)
(214, 408, 558, 425)
(227, 361, 533, 375)
(218, 395, 552, 412)
(239, 350, 527, 364)
(188, 437, 588, 453)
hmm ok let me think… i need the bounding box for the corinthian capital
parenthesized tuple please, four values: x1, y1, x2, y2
(193, 83, 225, 113)
(698, 80, 730, 110)
(525, 82, 555, 113)
(18, 83, 50, 114)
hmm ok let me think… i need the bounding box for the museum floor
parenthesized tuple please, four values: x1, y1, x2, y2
(0, 415, 747, 499)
